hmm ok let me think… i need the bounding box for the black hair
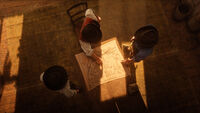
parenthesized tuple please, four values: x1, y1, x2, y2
(134, 25, 159, 48)
(42, 65, 68, 90)
(82, 20, 102, 43)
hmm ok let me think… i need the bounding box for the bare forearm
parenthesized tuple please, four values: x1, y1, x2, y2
(91, 53, 99, 60)
(91, 53, 102, 64)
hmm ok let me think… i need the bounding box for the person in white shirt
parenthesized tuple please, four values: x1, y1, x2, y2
(40, 65, 79, 97)
(79, 9, 102, 64)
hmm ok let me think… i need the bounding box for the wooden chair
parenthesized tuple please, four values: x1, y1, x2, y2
(67, 2, 88, 36)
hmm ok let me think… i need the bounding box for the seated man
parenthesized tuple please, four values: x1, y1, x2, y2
(40, 65, 79, 97)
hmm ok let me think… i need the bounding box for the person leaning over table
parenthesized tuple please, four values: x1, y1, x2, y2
(79, 8, 103, 65)
(122, 25, 159, 64)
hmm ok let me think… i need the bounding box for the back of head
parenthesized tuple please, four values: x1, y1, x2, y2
(82, 20, 102, 43)
(135, 25, 159, 48)
(42, 65, 68, 90)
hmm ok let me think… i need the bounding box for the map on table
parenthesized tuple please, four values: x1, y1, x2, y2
(75, 37, 131, 91)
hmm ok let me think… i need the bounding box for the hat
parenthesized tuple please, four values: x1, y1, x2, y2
(42, 65, 68, 90)
(134, 25, 159, 48)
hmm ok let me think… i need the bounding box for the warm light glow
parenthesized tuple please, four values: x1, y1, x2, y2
(135, 61, 148, 107)
(0, 14, 23, 113)
(99, 40, 128, 102)
(100, 77, 127, 102)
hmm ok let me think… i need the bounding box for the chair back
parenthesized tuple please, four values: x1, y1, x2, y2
(67, 2, 88, 26)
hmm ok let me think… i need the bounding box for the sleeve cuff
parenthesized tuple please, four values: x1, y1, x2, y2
(86, 49, 94, 56)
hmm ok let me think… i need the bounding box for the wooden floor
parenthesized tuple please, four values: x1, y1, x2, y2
(0, 0, 200, 113)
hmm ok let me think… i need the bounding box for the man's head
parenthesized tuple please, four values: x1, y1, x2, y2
(135, 25, 159, 48)
(40, 65, 68, 91)
(82, 20, 102, 43)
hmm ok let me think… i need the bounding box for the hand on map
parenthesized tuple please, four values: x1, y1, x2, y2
(91, 53, 102, 65)
(96, 57, 102, 65)
(97, 16, 101, 22)
(130, 36, 135, 42)
(121, 58, 133, 65)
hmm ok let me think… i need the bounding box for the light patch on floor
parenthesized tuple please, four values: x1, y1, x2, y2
(135, 61, 147, 107)
(100, 77, 127, 102)
(0, 14, 23, 113)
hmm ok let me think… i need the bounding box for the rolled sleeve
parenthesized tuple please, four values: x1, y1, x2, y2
(79, 40, 94, 56)
(59, 80, 78, 98)
(66, 80, 78, 95)
(85, 9, 98, 21)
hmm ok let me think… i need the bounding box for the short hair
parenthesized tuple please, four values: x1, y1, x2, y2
(135, 25, 159, 48)
(42, 65, 68, 90)
(81, 20, 102, 43)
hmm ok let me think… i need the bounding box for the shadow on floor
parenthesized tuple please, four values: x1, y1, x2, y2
(0, 52, 18, 99)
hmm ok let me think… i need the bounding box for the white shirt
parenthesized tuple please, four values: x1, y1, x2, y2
(85, 9, 98, 21)
(40, 72, 77, 98)
(79, 40, 94, 56)
(58, 80, 78, 97)
(79, 9, 99, 56)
